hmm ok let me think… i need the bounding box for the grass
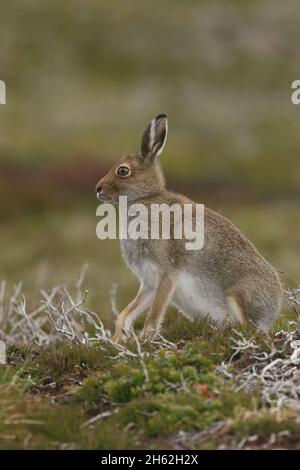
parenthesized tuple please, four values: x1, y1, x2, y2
(1, 316, 300, 450)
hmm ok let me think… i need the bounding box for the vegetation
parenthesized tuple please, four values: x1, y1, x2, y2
(1, 0, 299, 450)
(0, 312, 300, 450)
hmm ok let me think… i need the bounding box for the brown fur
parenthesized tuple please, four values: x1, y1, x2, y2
(96, 115, 283, 342)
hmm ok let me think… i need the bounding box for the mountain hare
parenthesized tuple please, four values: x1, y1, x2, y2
(96, 114, 282, 342)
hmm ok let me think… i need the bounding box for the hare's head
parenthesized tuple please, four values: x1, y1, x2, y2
(96, 114, 168, 203)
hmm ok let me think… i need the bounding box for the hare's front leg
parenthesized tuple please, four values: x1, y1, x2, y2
(113, 284, 154, 343)
(139, 274, 176, 342)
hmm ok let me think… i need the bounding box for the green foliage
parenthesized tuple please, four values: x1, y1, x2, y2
(78, 343, 215, 406)
(0, 321, 299, 449)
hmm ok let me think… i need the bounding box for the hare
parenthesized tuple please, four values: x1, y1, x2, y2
(96, 114, 282, 343)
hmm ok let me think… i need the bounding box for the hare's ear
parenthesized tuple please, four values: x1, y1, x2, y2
(140, 114, 168, 158)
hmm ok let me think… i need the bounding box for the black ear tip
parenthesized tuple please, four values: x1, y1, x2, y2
(156, 113, 168, 121)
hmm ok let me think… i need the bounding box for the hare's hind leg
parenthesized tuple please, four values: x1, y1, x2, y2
(139, 274, 176, 342)
(226, 285, 281, 333)
(113, 284, 154, 343)
(226, 293, 247, 325)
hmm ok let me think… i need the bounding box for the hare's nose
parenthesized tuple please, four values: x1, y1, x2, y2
(95, 183, 104, 200)
(95, 183, 103, 195)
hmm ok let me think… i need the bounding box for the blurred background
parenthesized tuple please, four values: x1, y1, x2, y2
(0, 0, 299, 319)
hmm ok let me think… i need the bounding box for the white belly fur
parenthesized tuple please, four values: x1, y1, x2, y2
(130, 260, 226, 323)
(172, 272, 226, 323)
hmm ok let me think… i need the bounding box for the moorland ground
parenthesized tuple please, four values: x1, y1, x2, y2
(1, 0, 300, 450)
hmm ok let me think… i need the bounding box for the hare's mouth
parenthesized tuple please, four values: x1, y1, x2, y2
(96, 186, 104, 199)
(96, 190, 113, 203)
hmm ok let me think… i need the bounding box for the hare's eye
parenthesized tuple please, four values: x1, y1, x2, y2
(117, 166, 130, 177)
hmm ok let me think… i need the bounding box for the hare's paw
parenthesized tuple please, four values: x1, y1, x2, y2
(113, 323, 130, 344)
(112, 330, 128, 344)
(113, 314, 130, 344)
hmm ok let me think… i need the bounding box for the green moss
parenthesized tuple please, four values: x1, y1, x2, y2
(77, 342, 216, 407)
(0, 324, 299, 450)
